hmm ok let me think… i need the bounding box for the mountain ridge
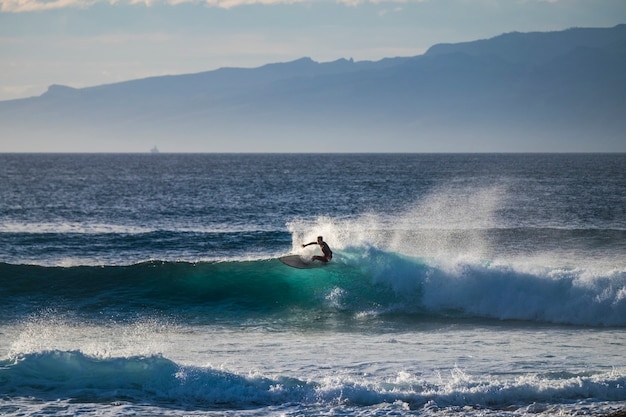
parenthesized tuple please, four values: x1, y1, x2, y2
(1, 24, 624, 152)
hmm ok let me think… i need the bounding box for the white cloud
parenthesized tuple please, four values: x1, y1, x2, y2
(0, 0, 420, 12)
(0, 0, 96, 12)
(203, 0, 305, 7)
(338, 0, 404, 5)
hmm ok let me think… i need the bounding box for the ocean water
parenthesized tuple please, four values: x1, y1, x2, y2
(0, 153, 625, 417)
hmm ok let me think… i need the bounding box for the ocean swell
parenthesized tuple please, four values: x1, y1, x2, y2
(1, 350, 625, 412)
(1, 250, 625, 327)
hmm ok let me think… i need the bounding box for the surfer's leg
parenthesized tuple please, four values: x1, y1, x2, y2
(312, 255, 329, 263)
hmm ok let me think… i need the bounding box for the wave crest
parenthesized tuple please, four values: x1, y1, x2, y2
(2, 350, 625, 412)
(1, 251, 625, 326)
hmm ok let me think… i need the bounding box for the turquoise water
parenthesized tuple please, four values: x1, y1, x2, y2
(0, 153, 625, 416)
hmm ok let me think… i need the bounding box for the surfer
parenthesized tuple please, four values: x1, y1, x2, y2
(301, 236, 333, 263)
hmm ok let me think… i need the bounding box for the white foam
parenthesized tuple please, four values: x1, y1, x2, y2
(0, 221, 277, 235)
(288, 185, 506, 260)
(360, 253, 626, 326)
(287, 183, 624, 273)
(6, 314, 175, 361)
(0, 221, 153, 235)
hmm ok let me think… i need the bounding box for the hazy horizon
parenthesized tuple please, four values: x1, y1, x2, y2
(2, 0, 625, 102)
(1, 0, 625, 153)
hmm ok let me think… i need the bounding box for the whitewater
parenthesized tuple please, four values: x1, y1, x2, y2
(0, 153, 625, 416)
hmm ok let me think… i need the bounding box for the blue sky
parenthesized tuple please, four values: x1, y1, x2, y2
(1, 0, 625, 102)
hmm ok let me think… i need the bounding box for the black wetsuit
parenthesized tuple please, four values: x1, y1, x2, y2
(319, 241, 332, 261)
(304, 239, 333, 262)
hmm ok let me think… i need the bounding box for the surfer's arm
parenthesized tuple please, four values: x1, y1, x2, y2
(301, 241, 316, 248)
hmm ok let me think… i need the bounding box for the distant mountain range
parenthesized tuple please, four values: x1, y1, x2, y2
(1, 24, 625, 152)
